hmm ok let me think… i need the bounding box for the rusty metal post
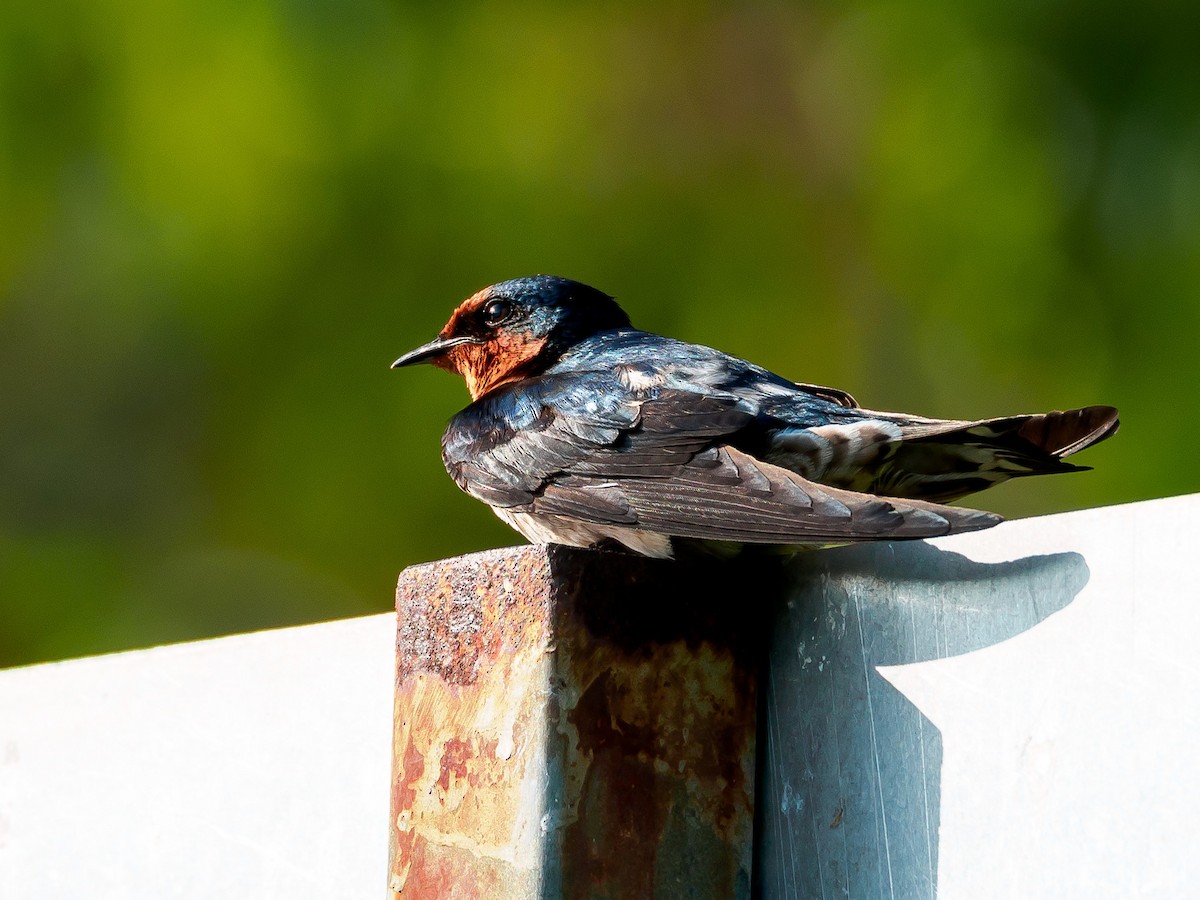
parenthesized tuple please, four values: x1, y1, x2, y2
(388, 545, 762, 899)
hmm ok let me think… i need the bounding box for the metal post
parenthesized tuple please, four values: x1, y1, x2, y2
(389, 545, 762, 899)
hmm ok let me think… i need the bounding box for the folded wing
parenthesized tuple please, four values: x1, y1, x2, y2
(445, 376, 1001, 546)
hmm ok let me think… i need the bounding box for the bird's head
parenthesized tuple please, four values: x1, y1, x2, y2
(391, 275, 631, 399)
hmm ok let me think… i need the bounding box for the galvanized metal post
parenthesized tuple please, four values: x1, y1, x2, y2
(753, 537, 1093, 898)
(389, 545, 763, 899)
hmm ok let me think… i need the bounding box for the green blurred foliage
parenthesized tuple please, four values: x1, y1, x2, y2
(2, 0, 1197, 667)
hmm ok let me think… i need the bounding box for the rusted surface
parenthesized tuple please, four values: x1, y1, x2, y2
(394, 546, 555, 686)
(389, 544, 766, 899)
(390, 548, 555, 899)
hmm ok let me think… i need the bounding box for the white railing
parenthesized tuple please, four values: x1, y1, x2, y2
(2, 493, 1196, 899)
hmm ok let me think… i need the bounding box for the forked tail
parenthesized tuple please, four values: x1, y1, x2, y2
(872, 405, 1120, 503)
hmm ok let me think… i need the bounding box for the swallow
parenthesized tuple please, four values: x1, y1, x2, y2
(393, 275, 1119, 559)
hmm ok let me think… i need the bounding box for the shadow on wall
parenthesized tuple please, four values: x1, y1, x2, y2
(754, 541, 1090, 900)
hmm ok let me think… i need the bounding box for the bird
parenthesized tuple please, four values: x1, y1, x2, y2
(392, 275, 1118, 559)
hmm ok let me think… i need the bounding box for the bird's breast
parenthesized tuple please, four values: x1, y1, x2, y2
(491, 507, 674, 559)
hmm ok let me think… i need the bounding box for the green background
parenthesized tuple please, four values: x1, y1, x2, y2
(2, 1, 1197, 668)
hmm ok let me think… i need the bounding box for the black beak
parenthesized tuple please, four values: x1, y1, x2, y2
(390, 335, 479, 369)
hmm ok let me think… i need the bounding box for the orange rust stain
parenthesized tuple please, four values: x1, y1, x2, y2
(392, 739, 424, 815)
(398, 834, 527, 900)
(437, 738, 471, 793)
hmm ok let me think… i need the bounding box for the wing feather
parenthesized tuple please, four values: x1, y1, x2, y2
(614, 446, 997, 543)
(445, 375, 1000, 546)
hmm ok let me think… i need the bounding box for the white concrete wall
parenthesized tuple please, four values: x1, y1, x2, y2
(0, 614, 396, 900)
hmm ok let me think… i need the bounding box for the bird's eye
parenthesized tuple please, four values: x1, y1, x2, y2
(482, 299, 513, 327)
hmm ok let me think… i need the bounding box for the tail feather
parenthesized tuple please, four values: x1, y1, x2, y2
(869, 405, 1120, 503)
(1014, 405, 1120, 459)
